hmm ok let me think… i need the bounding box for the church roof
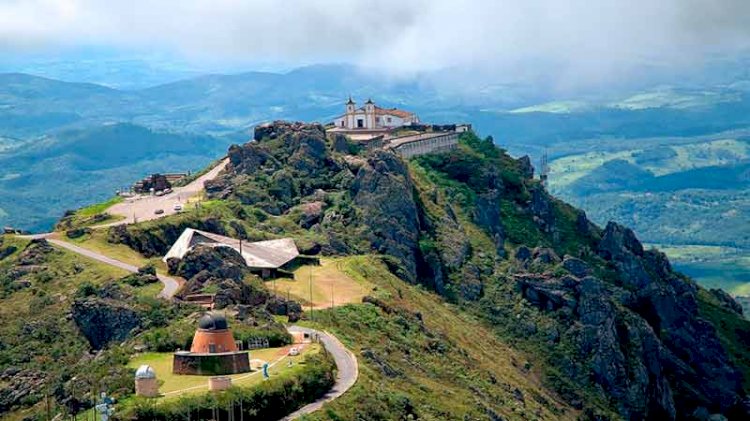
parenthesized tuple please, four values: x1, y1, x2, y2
(374, 106, 414, 118)
(163, 228, 299, 269)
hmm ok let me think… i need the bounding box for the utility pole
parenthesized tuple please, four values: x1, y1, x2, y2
(45, 387, 50, 421)
(539, 150, 550, 188)
(309, 267, 313, 322)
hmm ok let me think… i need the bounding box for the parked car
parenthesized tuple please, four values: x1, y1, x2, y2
(154, 209, 165, 215)
(288, 347, 299, 356)
(173, 204, 183, 212)
(155, 190, 165, 197)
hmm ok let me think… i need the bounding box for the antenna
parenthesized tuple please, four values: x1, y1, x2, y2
(539, 150, 550, 187)
(309, 266, 313, 321)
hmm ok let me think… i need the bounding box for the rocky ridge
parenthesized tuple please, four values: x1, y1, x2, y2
(199, 121, 750, 420)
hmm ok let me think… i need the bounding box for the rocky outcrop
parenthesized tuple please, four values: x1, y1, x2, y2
(515, 221, 746, 418)
(515, 273, 577, 313)
(351, 150, 421, 283)
(265, 296, 303, 322)
(108, 217, 227, 257)
(0, 368, 45, 413)
(71, 298, 142, 350)
(575, 277, 675, 420)
(177, 244, 247, 281)
(518, 155, 534, 179)
(175, 245, 269, 309)
(709, 288, 743, 315)
(473, 189, 506, 256)
(17, 239, 54, 266)
(529, 185, 555, 233)
(562, 256, 590, 278)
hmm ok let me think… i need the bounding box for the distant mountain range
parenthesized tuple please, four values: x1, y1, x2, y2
(0, 63, 749, 290)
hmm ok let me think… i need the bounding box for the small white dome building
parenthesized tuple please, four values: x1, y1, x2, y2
(134, 365, 159, 397)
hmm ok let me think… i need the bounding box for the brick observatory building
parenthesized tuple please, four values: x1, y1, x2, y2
(172, 312, 250, 375)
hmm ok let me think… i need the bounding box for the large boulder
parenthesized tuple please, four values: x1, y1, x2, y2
(351, 150, 421, 283)
(16, 239, 54, 266)
(71, 298, 142, 350)
(176, 245, 269, 309)
(176, 244, 248, 281)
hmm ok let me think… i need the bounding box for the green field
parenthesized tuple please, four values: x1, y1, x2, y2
(127, 344, 320, 399)
(548, 136, 750, 296)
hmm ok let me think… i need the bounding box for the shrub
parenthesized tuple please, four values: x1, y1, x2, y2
(127, 351, 335, 420)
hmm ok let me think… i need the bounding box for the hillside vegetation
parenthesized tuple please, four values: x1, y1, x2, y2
(548, 136, 750, 294)
(104, 123, 750, 420)
(3, 121, 750, 420)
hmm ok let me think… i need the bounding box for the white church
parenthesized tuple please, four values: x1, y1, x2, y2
(332, 97, 419, 130)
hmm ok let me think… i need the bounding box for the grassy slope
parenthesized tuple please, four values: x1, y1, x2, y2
(0, 236, 131, 420)
(302, 256, 577, 421)
(277, 257, 372, 308)
(126, 344, 319, 399)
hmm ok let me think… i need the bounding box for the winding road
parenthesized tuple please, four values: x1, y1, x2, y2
(17, 156, 359, 417)
(49, 238, 182, 298)
(281, 326, 359, 420)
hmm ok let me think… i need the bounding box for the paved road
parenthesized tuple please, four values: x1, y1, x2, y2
(280, 326, 359, 420)
(100, 158, 229, 227)
(17, 158, 228, 299)
(23, 234, 183, 298)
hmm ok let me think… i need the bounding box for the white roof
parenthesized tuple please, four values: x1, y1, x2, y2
(135, 365, 156, 379)
(163, 228, 299, 269)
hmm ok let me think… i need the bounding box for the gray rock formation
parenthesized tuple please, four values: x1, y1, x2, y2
(351, 150, 421, 283)
(71, 298, 142, 350)
(175, 245, 269, 309)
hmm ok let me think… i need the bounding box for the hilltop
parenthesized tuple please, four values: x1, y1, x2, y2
(1, 121, 749, 420)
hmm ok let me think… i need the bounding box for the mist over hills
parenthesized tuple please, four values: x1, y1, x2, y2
(1, 63, 749, 289)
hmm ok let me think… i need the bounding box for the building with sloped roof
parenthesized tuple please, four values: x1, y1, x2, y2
(163, 228, 300, 278)
(332, 97, 419, 131)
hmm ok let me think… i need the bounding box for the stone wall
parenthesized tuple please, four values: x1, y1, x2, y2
(391, 132, 459, 158)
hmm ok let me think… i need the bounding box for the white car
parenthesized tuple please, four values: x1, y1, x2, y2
(288, 347, 299, 356)
(173, 204, 183, 212)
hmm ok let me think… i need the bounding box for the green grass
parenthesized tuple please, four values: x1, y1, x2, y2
(66, 230, 169, 273)
(127, 344, 320, 399)
(548, 138, 749, 190)
(273, 257, 372, 308)
(77, 195, 124, 217)
(299, 256, 579, 421)
(649, 243, 750, 295)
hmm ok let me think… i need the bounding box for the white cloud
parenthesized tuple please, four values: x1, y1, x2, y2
(0, 0, 749, 88)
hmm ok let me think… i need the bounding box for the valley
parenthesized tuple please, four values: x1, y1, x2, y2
(547, 134, 750, 295)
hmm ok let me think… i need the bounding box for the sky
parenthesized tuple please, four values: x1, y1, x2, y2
(1, 0, 749, 90)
